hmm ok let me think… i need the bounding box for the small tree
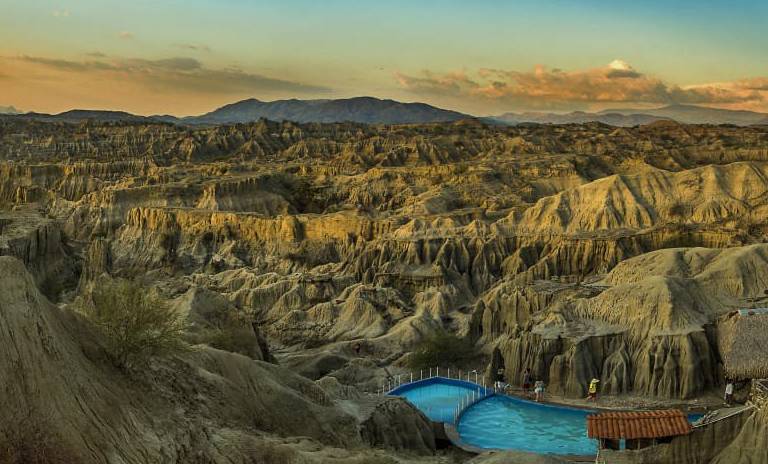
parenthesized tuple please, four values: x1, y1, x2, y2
(84, 279, 186, 370)
(407, 329, 475, 371)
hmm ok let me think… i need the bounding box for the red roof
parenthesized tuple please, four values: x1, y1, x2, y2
(587, 410, 691, 440)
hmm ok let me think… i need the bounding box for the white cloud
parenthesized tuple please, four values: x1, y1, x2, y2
(395, 61, 767, 111)
(608, 59, 632, 71)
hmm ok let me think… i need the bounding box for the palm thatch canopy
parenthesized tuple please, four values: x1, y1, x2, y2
(718, 311, 768, 380)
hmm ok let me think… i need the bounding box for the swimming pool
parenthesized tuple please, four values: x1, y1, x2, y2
(457, 394, 596, 455)
(391, 377, 488, 423)
(391, 377, 701, 456)
(390, 377, 593, 455)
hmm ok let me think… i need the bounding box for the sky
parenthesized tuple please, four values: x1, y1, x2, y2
(1, 0, 767, 116)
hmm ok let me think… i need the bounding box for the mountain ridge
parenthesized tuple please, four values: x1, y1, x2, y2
(186, 96, 471, 125)
(491, 104, 768, 127)
(5, 99, 768, 127)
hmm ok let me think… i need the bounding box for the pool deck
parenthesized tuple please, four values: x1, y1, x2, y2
(498, 386, 717, 415)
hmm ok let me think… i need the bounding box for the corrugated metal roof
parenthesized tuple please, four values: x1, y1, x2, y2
(587, 409, 691, 440)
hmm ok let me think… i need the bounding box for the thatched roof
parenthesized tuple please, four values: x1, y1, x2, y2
(718, 312, 768, 380)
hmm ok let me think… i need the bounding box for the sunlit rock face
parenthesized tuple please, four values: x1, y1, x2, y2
(3, 117, 768, 406)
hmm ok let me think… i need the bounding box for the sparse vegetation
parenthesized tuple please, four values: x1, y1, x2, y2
(407, 329, 475, 370)
(83, 279, 186, 369)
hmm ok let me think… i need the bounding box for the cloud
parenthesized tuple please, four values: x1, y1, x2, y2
(175, 43, 211, 53)
(396, 60, 767, 111)
(52, 9, 70, 17)
(11, 54, 331, 95)
(739, 77, 768, 92)
(18, 55, 116, 72)
(118, 31, 134, 40)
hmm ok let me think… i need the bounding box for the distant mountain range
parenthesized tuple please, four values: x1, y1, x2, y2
(186, 97, 470, 125)
(4, 99, 768, 127)
(16, 109, 150, 123)
(490, 104, 768, 127)
(1, 97, 469, 126)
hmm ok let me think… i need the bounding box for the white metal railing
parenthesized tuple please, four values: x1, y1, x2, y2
(452, 382, 495, 425)
(378, 366, 488, 395)
(378, 366, 499, 425)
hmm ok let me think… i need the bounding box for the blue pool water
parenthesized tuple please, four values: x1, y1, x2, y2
(393, 378, 702, 456)
(395, 379, 485, 423)
(457, 395, 596, 455)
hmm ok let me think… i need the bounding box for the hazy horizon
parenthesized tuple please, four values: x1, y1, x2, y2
(6, 97, 768, 120)
(2, 0, 767, 116)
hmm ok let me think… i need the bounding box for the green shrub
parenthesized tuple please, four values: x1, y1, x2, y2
(84, 279, 186, 369)
(407, 329, 475, 370)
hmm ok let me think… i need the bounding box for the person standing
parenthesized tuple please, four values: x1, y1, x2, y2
(587, 378, 600, 402)
(522, 368, 532, 393)
(724, 381, 734, 405)
(534, 380, 546, 402)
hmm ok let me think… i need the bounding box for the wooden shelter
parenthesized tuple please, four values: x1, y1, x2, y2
(587, 409, 691, 451)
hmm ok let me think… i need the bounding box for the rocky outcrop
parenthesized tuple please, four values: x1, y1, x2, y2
(0, 256, 374, 463)
(172, 285, 271, 361)
(711, 406, 768, 464)
(486, 244, 768, 399)
(360, 397, 436, 454)
(0, 210, 78, 299)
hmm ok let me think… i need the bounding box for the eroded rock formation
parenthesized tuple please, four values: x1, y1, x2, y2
(3, 118, 768, 461)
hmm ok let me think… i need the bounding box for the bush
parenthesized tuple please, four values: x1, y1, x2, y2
(407, 329, 475, 371)
(84, 279, 186, 369)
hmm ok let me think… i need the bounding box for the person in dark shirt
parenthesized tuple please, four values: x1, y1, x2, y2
(522, 368, 532, 392)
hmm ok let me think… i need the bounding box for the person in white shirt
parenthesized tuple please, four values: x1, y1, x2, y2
(724, 381, 734, 405)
